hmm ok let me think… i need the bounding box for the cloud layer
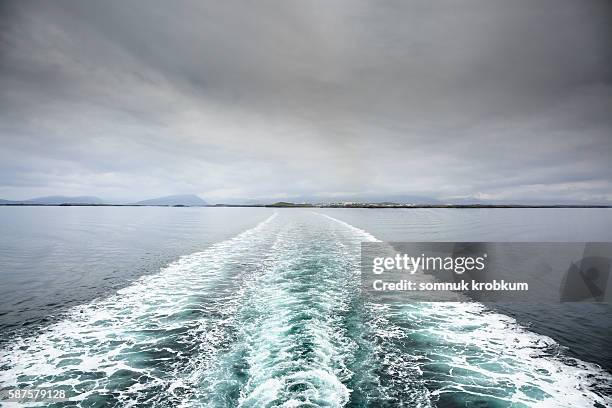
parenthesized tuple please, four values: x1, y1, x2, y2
(1, 0, 611, 203)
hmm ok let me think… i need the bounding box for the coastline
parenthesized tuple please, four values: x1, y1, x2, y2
(1, 203, 610, 209)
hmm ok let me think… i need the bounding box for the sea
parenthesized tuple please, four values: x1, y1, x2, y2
(0, 206, 611, 407)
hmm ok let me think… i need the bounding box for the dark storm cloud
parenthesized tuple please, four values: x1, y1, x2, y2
(1, 0, 611, 203)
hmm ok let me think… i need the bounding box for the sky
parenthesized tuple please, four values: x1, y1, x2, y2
(1, 0, 611, 204)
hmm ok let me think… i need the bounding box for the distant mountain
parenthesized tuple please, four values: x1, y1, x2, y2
(0, 196, 105, 205)
(26, 196, 105, 205)
(134, 194, 208, 206)
(217, 194, 441, 205)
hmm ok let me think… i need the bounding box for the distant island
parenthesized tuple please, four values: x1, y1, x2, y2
(133, 194, 208, 206)
(214, 202, 612, 209)
(0, 196, 609, 208)
(0, 194, 207, 207)
(0, 195, 105, 205)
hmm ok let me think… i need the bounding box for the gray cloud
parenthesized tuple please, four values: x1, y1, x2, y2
(1, 0, 611, 203)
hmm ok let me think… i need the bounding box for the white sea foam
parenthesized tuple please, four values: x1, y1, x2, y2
(316, 212, 612, 407)
(0, 213, 278, 405)
(316, 212, 381, 243)
(196, 215, 361, 407)
(419, 302, 612, 407)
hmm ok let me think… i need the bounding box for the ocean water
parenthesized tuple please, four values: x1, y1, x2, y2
(0, 207, 611, 407)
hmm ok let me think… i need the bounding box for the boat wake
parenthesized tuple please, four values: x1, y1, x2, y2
(0, 211, 610, 407)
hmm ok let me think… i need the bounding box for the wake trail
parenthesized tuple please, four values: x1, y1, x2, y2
(196, 214, 369, 407)
(314, 211, 612, 407)
(0, 213, 279, 406)
(1, 211, 610, 407)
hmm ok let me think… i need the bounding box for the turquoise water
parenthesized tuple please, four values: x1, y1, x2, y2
(0, 208, 611, 406)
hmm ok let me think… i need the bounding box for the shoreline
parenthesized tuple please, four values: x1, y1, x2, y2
(0, 203, 610, 209)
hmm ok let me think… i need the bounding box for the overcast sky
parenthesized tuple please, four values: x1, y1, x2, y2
(1, 0, 611, 203)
